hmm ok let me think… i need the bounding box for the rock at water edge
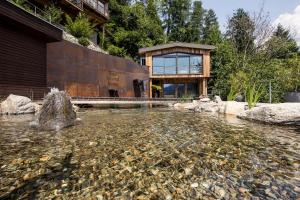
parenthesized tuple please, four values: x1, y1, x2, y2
(0, 94, 39, 115)
(31, 88, 76, 131)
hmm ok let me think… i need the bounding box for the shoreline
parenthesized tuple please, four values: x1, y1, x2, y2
(171, 98, 300, 126)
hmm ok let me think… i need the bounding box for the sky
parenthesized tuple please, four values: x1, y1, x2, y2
(201, 0, 300, 43)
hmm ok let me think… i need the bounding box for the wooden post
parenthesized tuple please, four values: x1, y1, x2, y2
(161, 80, 164, 98)
(149, 79, 152, 98)
(198, 80, 202, 96)
(202, 78, 207, 96)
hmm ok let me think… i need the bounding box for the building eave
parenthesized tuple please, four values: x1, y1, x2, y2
(139, 42, 216, 55)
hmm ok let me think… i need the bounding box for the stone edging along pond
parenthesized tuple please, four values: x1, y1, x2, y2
(171, 97, 300, 126)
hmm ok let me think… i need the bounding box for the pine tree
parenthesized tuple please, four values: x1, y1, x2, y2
(266, 24, 299, 59)
(105, 0, 164, 60)
(167, 0, 191, 42)
(203, 9, 221, 45)
(188, 1, 204, 43)
(226, 8, 255, 53)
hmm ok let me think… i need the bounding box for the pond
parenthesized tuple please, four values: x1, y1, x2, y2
(0, 107, 299, 199)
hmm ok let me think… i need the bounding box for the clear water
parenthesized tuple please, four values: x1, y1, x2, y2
(0, 108, 299, 199)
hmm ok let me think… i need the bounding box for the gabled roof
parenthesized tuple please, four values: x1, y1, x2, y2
(139, 42, 216, 54)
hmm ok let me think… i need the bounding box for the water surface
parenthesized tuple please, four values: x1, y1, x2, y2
(0, 108, 299, 199)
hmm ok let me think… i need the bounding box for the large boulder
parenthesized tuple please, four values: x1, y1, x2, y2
(219, 101, 247, 115)
(196, 102, 220, 113)
(0, 94, 39, 115)
(238, 103, 300, 126)
(31, 89, 76, 131)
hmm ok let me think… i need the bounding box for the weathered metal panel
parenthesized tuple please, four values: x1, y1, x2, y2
(47, 41, 149, 97)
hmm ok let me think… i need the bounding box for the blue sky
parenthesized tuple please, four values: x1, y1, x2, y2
(201, 0, 300, 35)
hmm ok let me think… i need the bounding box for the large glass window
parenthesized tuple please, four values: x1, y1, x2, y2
(164, 57, 176, 74)
(152, 53, 203, 75)
(153, 57, 165, 74)
(163, 84, 176, 97)
(177, 57, 190, 74)
(190, 56, 202, 74)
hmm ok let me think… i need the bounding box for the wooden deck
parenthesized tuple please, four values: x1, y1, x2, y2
(34, 97, 194, 105)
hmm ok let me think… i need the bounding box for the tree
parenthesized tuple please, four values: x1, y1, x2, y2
(187, 1, 204, 43)
(226, 9, 255, 53)
(266, 24, 299, 59)
(167, 0, 191, 42)
(105, 0, 164, 60)
(146, 0, 161, 25)
(202, 9, 221, 45)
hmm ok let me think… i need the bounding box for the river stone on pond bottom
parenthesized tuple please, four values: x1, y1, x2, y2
(0, 108, 299, 199)
(30, 88, 76, 131)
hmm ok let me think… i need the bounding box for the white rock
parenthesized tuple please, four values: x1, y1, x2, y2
(191, 183, 198, 188)
(198, 102, 219, 113)
(200, 97, 211, 102)
(214, 96, 222, 104)
(238, 103, 300, 125)
(0, 94, 38, 115)
(72, 104, 79, 112)
(219, 101, 247, 115)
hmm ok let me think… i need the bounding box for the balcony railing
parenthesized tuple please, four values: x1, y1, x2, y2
(65, 0, 83, 10)
(83, 0, 109, 17)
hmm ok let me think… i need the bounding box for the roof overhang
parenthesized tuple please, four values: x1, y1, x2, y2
(139, 42, 216, 55)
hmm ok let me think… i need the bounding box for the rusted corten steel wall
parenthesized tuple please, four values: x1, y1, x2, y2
(0, 1, 62, 99)
(47, 41, 149, 97)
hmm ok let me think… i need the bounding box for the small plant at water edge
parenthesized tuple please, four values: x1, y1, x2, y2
(245, 84, 264, 109)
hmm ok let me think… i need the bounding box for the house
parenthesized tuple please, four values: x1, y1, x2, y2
(139, 42, 215, 98)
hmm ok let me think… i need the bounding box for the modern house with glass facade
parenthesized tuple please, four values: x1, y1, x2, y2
(139, 42, 215, 98)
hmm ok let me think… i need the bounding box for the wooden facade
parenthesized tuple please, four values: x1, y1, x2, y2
(0, 0, 62, 99)
(47, 41, 149, 97)
(139, 43, 215, 98)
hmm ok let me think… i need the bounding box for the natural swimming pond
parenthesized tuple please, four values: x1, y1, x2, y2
(0, 107, 299, 199)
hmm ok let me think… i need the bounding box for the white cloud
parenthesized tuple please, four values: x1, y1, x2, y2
(273, 5, 300, 45)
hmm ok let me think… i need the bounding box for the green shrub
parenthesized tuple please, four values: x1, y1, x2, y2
(78, 37, 90, 46)
(12, 0, 26, 7)
(43, 4, 63, 24)
(65, 13, 95, 39)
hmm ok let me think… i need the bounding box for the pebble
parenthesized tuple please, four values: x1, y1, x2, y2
(239, 187, 248, 193)
(191, 183, 198, 188)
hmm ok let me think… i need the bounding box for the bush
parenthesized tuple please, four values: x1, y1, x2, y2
(78, 37, 90, 46)
(65, 13, 95, 39)
(43, 4, 63, 24)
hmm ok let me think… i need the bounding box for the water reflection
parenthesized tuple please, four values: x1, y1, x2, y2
(0, 108, 299, 199)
